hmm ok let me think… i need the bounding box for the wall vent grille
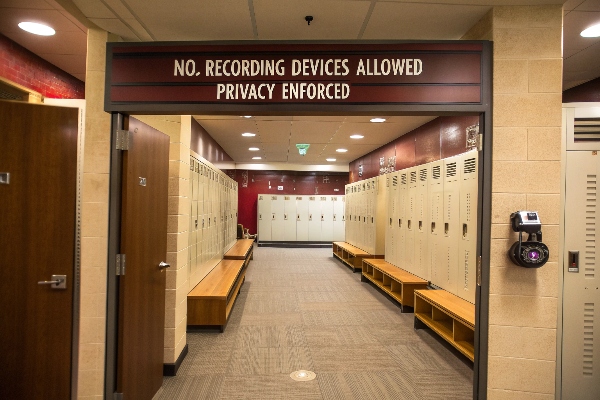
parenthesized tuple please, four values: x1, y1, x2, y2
(583, 302, 594, 376)
(574, 118, 600, 142)
(401, 173, 407, 185)
(586, 175, 597, 279)
(464, 250, 469, 289)
(392, 176, 398, 186)
(446, 162, 457, 177)
(420, 169, 427, 181)
(432, 165, 441, 179)
(464, 158, 476, 174)
(410, 171, 417, 183)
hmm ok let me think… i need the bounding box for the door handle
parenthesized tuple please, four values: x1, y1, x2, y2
(38, 274, 67, 289)
(159, 261, 171, 270)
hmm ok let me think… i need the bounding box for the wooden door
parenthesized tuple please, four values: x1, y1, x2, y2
(117, 117, 169, 399)
(0, 101, 78, 399)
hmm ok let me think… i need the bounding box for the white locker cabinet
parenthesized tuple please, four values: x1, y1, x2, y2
(414, 165, 429, 280)
(373, 175, 387, 255)
(296, 196, 309, 241)
(308, 196, 322, 241)
(333, 195, 345, 242)
(385, 175, 395, 266)
(271, 195, 285, 240)
(441, 155, 460, 295)
(283, 196, 297, 241)
(458, 151, 478, 304)
(321, 196, 334, 242)
(428, 161, 444, 286)
(257, 195, 272, 241)
(396, 171, 408, 269)
(405, 167, 418, 276)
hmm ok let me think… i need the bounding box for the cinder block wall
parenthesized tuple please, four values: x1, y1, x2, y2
(464, 6, 562, 398)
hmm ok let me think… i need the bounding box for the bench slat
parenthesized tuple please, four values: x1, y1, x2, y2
(224, 239, 254, 260)
(188, 259, 245, 300)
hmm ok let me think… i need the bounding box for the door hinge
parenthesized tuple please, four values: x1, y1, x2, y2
(476, 256, 482, 286)
(115, 130, 131, 150)
(114, 393, 123, 400)
(116, 254, 126, 276)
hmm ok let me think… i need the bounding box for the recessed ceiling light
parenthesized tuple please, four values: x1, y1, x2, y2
(336, 148, 348, 153)
(581, 23, 600, 38)
(350, 134, 364, 139)
(252, 156, 262, 160)
(249, 147, 259, 151)
(18, 22, 55, 36)
(370, 118, 386, 123)
(242, 115, 252, 118)
(241, 132, 256, 137)
(326, 158, 336, 162)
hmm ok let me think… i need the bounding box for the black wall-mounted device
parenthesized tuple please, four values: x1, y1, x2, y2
(508, 211, 549, 268)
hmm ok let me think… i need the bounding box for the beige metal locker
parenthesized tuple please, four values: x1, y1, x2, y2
(321, 196, 334, 242)
(396, 171, 408, 269)
(271, 195, 285, 240)
(296, 196, 309, 241)
(428, 161, 444, 286)
(440, 155, 460, 295)
(458, 150, 478, 303)
(283, 195, 297, 241)
(385, 174, 396, 266)
(308, 196, 321, 241)
(405, 167, 418, 276)
(333, 195, 345, 242)
(257, 194, 271, 241)
(414, 165, 429, 280)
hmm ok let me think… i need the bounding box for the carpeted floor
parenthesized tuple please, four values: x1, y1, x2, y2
(156, 247, 473, 399)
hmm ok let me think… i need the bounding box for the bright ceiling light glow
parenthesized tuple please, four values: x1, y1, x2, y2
(581, 23, 600, 37)
(326, 158, 336, 162)
(370, 118, 386, 123)
(249, 147, 260, 151)
(18, 22, 55, 36)
(350, 134, 364, 139)
(336, 148, 348, 153)
(252, 156, 262, 160)
(241, 132, 256, 137)
(242, 115, 252, 118)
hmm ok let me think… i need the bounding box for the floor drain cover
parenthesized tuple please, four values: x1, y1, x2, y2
(290, 370, 316, 381)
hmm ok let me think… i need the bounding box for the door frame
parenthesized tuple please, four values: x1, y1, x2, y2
(104, 40, 492, 400)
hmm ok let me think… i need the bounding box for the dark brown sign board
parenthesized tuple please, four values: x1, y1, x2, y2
(105, 41, 491, 115)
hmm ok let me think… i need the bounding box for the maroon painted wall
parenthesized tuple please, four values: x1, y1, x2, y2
(229, 170, 349, 235)
(563, 77, 600, 103)
(349, 115, 480, 182)
(191, 119, 234, 163)
(0, 34, 84, 99)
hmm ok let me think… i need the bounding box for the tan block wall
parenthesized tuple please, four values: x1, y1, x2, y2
(133, 115, 190, 365)
(78, 28, 117, 400)
(464, 6, 562, 398)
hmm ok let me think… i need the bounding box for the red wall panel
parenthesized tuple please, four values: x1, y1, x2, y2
(563, 77, 600, 103)
(0, 34, 84, 99)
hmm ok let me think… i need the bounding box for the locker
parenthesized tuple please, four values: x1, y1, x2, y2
(321, 196, 334, 242)
(257, 194, 272, 241)
(405, 167, 418, 276)
(385, 174, 395, 266)
(271, 195, 285, 240)
(308, 196, 321, 241)
(283, 195, 297, 241)
(412, 166, 429, 280)
(296, 196, 309, 241)
(458, 150, 478, 304)
(373, 175, 387, 255)
(333, 195, 345, 242)
(396, 171, 408, 269)
(440, 155, 460, 295)
(428, 161, 444, 286)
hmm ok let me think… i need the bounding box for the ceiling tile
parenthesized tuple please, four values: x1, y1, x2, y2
(290, 120, 343, 144)
(72, 0, 115, 18)
(253, 0, 371, 40)
(563, 10, 600, 57)
(38, 52, 86, 74)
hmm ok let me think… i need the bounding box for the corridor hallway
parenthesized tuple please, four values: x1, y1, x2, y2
(157, 247, 473, 399)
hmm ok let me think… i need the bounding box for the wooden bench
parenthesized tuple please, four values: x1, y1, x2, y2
(414, 289, 475, 362)
(187, 259, 246, 332)
(224, 238, 254, 267)
(361, 259, 429, 312)
(332, 242, 383, 272)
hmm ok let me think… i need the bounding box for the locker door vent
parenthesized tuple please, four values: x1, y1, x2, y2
(464, 158, 476, 174)
(464, 250, 470, 289)
(392, 176, 398, 186)
(401, 173, 407, 185)
(447, 194, 452, 220)
(466, 193, 472, 222)
(574, 118, 600, 142)
(410, 171, 417, 183)
(420, 169, 427, 181)
(432, 165, 441, 180)
(446, 162, 457, 177)
(586, 175, 597, 279)
(583, 302, 594, 376)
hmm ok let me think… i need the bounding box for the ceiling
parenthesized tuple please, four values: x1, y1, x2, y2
(1, 0, 599, 166)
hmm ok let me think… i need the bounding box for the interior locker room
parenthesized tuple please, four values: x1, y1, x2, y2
(1, 3, 600, 400)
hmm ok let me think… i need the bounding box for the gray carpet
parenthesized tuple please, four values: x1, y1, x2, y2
(156, 247, 473, 399)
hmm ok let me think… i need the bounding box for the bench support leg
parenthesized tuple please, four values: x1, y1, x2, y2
(414, 316, 427, 330)
(401, 304, 414, 314)
(360, 273, 367, 282)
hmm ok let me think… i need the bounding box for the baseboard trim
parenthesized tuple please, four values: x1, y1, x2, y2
(163, 344, 188, 376)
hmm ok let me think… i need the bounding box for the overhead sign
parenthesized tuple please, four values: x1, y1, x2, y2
(105, 42, 487, 113)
